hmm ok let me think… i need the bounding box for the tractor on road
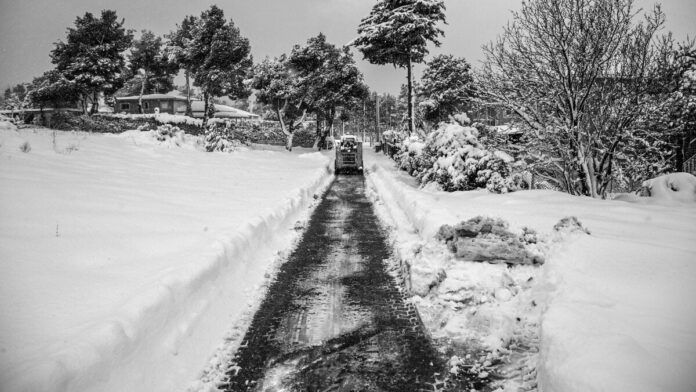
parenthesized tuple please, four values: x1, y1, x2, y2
(334, 135, 363, 174)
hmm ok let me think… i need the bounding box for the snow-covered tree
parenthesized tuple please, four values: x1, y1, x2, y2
(649, 39, 696, 172)
(251, 56, 308, 151)
(478, 0, 667, 197)
(28, 70, 80, 123)
(166, 15, 198, 116)
(289, 33, 368, 141)
(2, 84, 30, 112)
(126, 30, 178, 112)
(418, 54, 474, 126)
(354, 0, 446, 135)
(51, 10, 133, 114)
(188, 6, 252, 127)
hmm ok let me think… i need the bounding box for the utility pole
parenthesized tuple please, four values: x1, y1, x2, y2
(362, 100, 366, 143)
(375, 93, 380, 146)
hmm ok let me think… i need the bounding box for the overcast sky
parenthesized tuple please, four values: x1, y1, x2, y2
(0, 0, 694, 95)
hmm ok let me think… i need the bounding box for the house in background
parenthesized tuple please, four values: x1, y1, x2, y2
(114, 94, 259, 120)
(115, 94, 188, 115)
(190, 101, 259, 120)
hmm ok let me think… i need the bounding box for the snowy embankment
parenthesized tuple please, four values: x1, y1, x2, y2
(0, 126, 332, 392)
(364, 149, 696, 392)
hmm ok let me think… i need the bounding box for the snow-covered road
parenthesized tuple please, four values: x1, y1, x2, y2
(225, 174, 474, 391)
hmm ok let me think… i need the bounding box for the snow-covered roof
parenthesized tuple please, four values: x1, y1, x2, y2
(495, 125, 522, 135)
(190, 101, 259, 118)
(116, 94, 187, 101)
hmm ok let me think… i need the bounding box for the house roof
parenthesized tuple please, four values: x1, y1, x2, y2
(115, 94, 188, 101)
(190, 101, 259, 118)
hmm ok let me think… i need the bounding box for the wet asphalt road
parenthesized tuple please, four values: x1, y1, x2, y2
(223, 175, 474, 392)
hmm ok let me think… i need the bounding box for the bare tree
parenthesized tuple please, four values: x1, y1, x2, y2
(478, 0, 666, 197)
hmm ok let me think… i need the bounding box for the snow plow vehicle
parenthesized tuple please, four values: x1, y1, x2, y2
(334, 135, 363, 174)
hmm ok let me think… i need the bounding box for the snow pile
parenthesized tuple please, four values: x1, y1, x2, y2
(118, 125, 204, 150)
(365, 149, 696, 392)
(0, 117, 17, 131)
(0, 128, 332, 392)
(107, 112, 204, 127)
(394, 122, 523, 193)
(641, 172, 696, 203)
(437, 216, 544, 265)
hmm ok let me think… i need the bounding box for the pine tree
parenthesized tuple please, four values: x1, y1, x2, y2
(252, 56, 308, 151)
(166, 15, 198, 116)
(418, 54, 474, 126)
(189, 6, 253, 127)
(28, 70, 80, 126)
(354, 0, 446, 135)
(51, 10, 133, 114)
(289, 33, 368, 145)
(127, 30, 178, 112)
(28, 70, 79, 109)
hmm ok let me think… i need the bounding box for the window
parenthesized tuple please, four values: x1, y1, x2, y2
(160, 101, 170, 110)
(120, 103, 130, 110)
(143, 102, 150, 109)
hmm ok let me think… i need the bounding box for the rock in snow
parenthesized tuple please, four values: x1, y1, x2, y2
(439, 216, 544, 265)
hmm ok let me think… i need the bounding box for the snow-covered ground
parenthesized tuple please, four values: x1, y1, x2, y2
(364, 149, 696, 392)
(0, 126, 332, 392)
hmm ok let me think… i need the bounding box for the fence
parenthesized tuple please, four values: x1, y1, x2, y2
(684, 154, 696, 174)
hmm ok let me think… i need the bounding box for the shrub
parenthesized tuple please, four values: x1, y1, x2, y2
(393, 123, 523, 193)
(19, 141, 31, 153)
(205, 125, 246, 152)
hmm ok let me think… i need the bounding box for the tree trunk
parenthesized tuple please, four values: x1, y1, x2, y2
(276, 106, 291, 151)
(286, 131, 294, 151)
(578, 149, 599, 198)
(80, 94, 87, 115)
(202, 91, 210, 128)
(406, 53, 415, 135)
(326, 108, 335, 134)
(138, 74, 146, 114)
(185, 70, 193, 117)
(314, 117, 321, 149)
(90, 91, 99, 115)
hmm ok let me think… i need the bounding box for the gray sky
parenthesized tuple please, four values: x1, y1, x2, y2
(0, 0, 694, 95)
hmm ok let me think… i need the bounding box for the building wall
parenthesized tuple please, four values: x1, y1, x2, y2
(115, 99, 185, 115)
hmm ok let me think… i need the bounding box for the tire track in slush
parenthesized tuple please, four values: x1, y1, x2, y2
(223, 175, 479, 391)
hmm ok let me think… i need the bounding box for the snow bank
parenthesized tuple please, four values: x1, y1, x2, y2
(0, 118, 17, 132)
(642, 172, 696, 203)
(0, 128, 332, 392)
(105, 112, 203, 126)
(364, 150, 696, 392)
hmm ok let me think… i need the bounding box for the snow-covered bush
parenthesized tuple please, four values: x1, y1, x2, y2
(0, 116, 18, 132)
(395, 136, 427, 175)
(452, 113, 470, 126)
(204, 126, 246, 152)
(154, 124, 182, 142)
(394, 122, 524, 193)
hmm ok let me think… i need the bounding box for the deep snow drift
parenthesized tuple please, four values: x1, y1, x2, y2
(0, 127, 332, 392)
(364, 149, 696, 392)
